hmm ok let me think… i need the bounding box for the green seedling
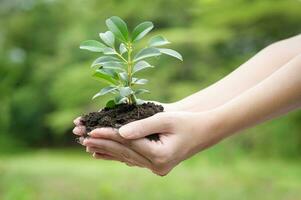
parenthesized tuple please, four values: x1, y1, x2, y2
(80, 16, 182, 108)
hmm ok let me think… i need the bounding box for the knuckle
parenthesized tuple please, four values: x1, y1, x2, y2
(158, 113, 177, 131)
(133, 123, 144, 136)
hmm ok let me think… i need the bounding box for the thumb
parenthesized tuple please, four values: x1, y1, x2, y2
(118, 113, 173, 139)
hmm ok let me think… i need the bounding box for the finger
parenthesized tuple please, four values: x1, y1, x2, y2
(87, 146, 110, 155)
(88, 127, 158, 159)
(119, 112, 174, 139)
(88, 128, 126, 144)
(94, 153, 137, 167)
(128, 137, 164, 160)
(73, 117, 83, 126)
(88, 143, 144, 167)
(88, 147, 121, 161)
(85, 139, 147, 167)
(89, 147, 136, 166)
(83, 138, 152, 168)
(93, 152, 119, 161)
(73, 126, 86, 136)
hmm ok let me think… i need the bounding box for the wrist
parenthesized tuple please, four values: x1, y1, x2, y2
(196, 109, 233, 147)
(209, 106, 239, 139)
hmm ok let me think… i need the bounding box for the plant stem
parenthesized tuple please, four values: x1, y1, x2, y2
(116, 52, 128, 63)
(127, 42, 136, 104)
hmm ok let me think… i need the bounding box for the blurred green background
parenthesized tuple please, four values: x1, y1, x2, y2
(0, 0, 301, 199)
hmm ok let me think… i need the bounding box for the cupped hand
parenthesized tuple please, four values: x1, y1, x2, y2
(82, 111, 224, 176)
(72, 102, 177, 170)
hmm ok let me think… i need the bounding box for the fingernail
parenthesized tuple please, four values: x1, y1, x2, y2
(88, 128, 100, 136)
(73, 127, 79, 134)
(119, 126, 132, 138)
(83, 137, 90, 145)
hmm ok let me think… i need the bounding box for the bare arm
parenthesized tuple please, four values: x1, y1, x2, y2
(171, 34, 301, 112)
(215, 53, 301, 137)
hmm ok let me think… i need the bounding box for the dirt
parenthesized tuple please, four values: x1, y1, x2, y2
(81, 102, 164, 141)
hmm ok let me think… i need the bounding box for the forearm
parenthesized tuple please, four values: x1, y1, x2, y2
(214, 54, 301, 138)
(172, 34, 301, 112)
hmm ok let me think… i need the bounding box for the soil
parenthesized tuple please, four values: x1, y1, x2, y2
(81, 102, 164, 141)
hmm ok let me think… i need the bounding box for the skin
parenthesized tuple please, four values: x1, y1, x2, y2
(73, 34, 301, 176)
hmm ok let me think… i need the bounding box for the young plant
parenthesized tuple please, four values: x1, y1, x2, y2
(80, 16, 182, 108)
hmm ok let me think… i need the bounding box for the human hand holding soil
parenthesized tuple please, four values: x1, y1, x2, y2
(78, 51, 301, 175)
(75, 110, 222, 176)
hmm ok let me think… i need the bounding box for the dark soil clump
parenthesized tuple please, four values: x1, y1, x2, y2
(81, 102, 164, 141)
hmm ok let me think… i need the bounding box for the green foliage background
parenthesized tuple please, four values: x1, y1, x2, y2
(1, 0, 301, 158)
(1, 0, 301, 199)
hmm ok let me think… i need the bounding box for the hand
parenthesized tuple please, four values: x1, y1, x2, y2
(73, 117, 153, 167)
(72, 101, 179, 170)
(83, 111, 224, 176)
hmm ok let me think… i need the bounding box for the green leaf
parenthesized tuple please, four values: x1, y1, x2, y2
(80, 40, 106, 52)
(106, 16, 129, 42)
(103, 47, 117, 55)
(98, 68, 119, 79)
(136, 98, 146, 105)
(114, 95, 127, 104)
(91, 56, 121, 67)
(119, 87, 134, 97)
(119, 43, 127, 54)
(133, 60, 153, 74)
(102, 62, 125, 71)
(157, 48, 183, 61)
(132, 78, 148, 85)
(105, 100, 116, 108)
(133, 47, 161, 62)
(92, 86, 117, 99)
(135, 89, 150, 95)
(119, 72, 128, 83)
(99, 31, 115, 47)
(92, 71, 118, 85)
(132, 21, 154, 42)
(148, 36, 170, 47)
